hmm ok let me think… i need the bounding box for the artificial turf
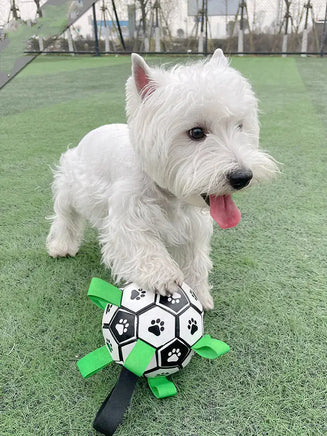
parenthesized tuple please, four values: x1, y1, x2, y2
(1, 54, 326, 435)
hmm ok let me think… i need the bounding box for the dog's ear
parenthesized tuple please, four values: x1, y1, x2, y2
(131, 53, 155, 99)
(210, 48, 228, 67)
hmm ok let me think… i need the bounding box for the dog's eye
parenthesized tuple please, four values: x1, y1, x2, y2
(238, 123, 243, 130)
(188, 127, 206, 140)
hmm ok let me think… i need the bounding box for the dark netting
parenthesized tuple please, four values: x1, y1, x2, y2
(0, 0, 326, 89)
(0, 0, 95, 88)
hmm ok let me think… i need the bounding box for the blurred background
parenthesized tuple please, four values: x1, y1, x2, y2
(0, 0, 326, 56)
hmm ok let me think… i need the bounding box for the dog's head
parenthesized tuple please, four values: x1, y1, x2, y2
(126, 50, 278, 228)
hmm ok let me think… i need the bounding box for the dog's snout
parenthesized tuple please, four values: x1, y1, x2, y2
(228, 169, 253, 190)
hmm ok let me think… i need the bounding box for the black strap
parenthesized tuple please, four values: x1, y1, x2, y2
(93, 367, 139, 435)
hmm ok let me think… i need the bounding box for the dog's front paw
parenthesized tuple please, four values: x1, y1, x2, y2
(46, 237, 79, 258)
(198, 292, 214, 311)
(148, 268, 184, 297)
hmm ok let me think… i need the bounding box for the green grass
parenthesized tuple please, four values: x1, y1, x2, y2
(1, 55, 326, 436)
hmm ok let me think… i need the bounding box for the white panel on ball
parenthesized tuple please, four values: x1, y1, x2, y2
(102, 305, 121, 362)
(178, 307, 203, 347)
(181, 282, 203, 313)
(145, 366, 180, 378)
(120, 342, 158, 373)
(120, 283, 156, 313)
(138, 306, 176, 348)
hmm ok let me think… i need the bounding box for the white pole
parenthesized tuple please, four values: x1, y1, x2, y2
(67, 28, 74, 56)
(144, 36, 149, 52)
(155, 26, 160, 52)
(282, 34, 288, 57)
(105, 25, 110, 52)
(238, 28, 244, 55)
(198, 31, 204, 53)
(301, 28, 308, 57)
(38, 36, 45, 55)
(107, 23, 115, 52)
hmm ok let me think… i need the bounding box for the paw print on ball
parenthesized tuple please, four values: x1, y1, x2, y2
(179, 308, 203, 346)
(115, 319, 129, 335)
(157, 287, 189, 314)
(148, 319, 165, 336)
(167, 348, 181, 363)
(187, 318, 198, 335)
(138, 307, 175, 347)
(180, 282, 203, 312)
(110, 309, 136, 344)
(167, 293, 181, 304)
(131, 288, 146, 301)
(105, 303, 113, 314)
(121, 284, 155, 313)
(159, 339, 190, 367)
(105, 339, 113, 353)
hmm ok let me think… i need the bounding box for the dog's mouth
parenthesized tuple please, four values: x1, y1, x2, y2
(201, 193, 241, 229)
(201, 193, 210, 207)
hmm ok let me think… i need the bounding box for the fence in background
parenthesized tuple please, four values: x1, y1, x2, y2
(1, 0, 327, 56)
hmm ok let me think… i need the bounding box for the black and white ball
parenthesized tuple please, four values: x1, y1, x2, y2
(102, 282, 204, 378)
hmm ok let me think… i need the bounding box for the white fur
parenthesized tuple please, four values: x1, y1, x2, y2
(46, 50, 277, 310)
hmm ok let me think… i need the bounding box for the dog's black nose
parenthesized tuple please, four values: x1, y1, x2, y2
(228, 169, 253, 190)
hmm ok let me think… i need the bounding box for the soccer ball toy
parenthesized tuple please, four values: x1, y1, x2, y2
(77, 278, 230, 435)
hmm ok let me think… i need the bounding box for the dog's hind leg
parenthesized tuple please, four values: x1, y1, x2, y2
(46, 199, 85, 258)
(46, 170, 85, 258)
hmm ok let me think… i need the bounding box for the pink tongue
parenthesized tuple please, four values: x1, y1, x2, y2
(209, 195, 241, 229)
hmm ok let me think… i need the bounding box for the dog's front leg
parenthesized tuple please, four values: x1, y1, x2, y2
(99, 217, 184, 296)
(170, 243, 214, 311)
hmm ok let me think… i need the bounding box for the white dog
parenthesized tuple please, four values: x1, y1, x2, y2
(46, 50, 277, 310)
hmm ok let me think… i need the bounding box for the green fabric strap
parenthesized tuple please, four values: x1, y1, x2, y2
(88, 277, 122, 310)
(147, 376, 177, 399)
(77, 345, 113, 379)
(123, 340, 156, 377)
(192, 334, 230, 359)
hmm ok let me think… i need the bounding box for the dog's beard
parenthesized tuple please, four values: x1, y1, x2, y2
(158, 135, 278, 229)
